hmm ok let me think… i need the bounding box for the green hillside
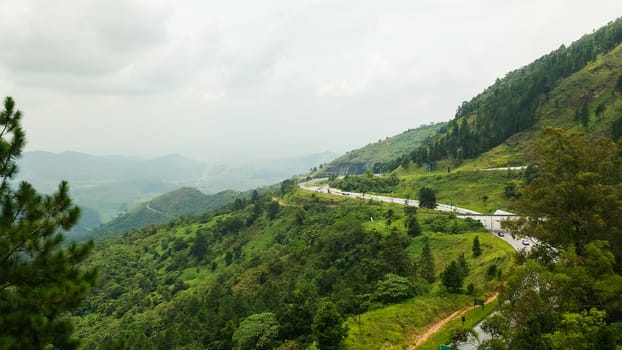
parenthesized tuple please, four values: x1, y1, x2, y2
(329, 40, 622, 214)
(148, 187, 240, 217)
(464, 40, 622, 169)
(318, 122, 445, 176)
(91, 188, 240, 238)
(384, 17, 622, 169)
(73, 187, 513, 349)
(323, 22, 622, 217)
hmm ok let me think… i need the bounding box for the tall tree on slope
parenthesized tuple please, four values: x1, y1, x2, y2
(506, 127, 622, 268)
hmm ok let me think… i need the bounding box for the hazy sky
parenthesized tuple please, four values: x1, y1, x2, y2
(0, 1, 619, 161)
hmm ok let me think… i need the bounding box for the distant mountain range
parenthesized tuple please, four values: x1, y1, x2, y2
(16, 150, 336, 238)
(19, 150, 336, 193)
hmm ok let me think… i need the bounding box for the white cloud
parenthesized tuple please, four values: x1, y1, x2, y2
(0, 0, 619, 161)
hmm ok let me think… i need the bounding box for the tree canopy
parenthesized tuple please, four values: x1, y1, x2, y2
(506, 128, 622, 267)
(312, 300, 348, 350)
(418, 187, 437, 209)
(487, 128, 622, 348)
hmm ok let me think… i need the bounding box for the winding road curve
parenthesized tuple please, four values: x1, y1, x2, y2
(299, 178, 534, 253)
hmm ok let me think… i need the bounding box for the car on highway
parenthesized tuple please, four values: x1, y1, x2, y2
(522, 239, 530, 245)
(495, 230, 505, 237)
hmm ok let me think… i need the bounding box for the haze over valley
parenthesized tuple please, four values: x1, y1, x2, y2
(1, 2, 622, 350)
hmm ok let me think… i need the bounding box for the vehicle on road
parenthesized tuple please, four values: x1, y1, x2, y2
(522, 239, 530, 245)
(496, 230, 505, 237)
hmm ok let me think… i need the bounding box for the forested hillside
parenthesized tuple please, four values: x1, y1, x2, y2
(89, 188, 241, 239)
(400, 17, 622, 167)
(74, 186, 512, 349)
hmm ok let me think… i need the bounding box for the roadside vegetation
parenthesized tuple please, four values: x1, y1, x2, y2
(329, 168, 524, 214)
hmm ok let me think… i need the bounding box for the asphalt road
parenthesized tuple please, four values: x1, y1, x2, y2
(299, 179, 533, 253)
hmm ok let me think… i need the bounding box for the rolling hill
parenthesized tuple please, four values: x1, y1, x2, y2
(451, 34, 622, 170)
(90, 187, 241, 238)
(317, 122, 445, 176)
(17, 150, 336, 238)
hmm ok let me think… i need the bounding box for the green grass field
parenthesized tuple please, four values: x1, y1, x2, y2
(341, 229, 514, 349)
(369, 167, 525, 214)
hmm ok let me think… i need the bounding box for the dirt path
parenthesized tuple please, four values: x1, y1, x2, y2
(408, 310, 462, 350)
(408, 293, 498, 349)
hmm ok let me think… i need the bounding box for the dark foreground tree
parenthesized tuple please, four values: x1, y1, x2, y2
(492, 129, 622, 347)
(0, 97, 97, 349)
(405, 214, 421, 237)
(190, 231, 208, 261)
(419, 239, 435, 283)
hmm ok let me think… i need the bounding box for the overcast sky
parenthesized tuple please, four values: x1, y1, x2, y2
(0, 1, 619, 162)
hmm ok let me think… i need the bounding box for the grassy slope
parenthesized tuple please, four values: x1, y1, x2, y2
(344, 231, 514, 349)
(149, 187, 240, 217)
(337, 123, 445, 164)
(394, 167, 524, 214)
(416, 297, 499, 350)
(318, 123, 445, 176)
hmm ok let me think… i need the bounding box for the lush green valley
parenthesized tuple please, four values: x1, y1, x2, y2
(71, 17, 622, 350)
(73, 187, 512, 349)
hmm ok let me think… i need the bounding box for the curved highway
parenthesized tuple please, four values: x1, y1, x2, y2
(299, 178, 534, 253)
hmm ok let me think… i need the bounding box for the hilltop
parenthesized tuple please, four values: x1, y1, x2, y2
(322, 19, 622, 215)
(466, 39, 622, 169)
(89, 187, 241, 239)
(317, 123, 445, 176)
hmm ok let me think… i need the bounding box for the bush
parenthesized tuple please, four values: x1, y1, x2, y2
(233, 313, 280, 350)
(372, 274, 416, 304)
